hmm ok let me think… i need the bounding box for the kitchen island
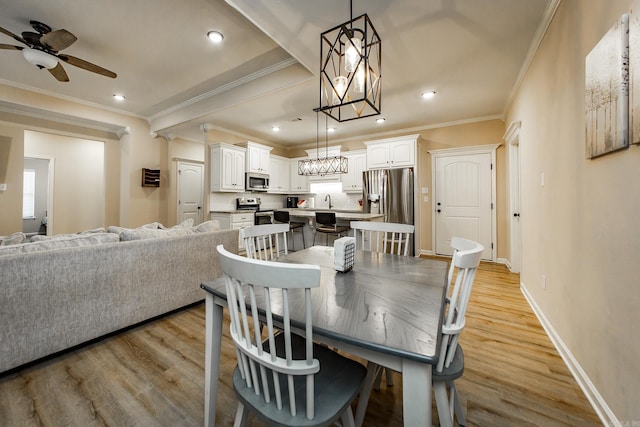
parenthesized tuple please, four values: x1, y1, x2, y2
(278, 208, 384, 248)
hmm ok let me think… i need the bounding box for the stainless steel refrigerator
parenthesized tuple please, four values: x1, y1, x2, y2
(362, 167, 414, 241)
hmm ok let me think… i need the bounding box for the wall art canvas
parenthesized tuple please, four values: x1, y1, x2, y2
(629, 2, 640, 144)
(585, 14, 629, 158)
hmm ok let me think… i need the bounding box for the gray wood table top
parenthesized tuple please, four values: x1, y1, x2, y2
(202, 246, 448, 364)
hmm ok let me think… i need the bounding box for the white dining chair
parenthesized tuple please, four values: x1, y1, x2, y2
(350, 221, 414, 256)
(241, 223, 289, 260)
(216, 244, 367, 426)
(355, 238, 484, 427)
(350, 221, 415, 390)
(432, 237, 483, 427)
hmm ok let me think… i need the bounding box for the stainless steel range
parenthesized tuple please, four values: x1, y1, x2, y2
(236, 197, 274, 225)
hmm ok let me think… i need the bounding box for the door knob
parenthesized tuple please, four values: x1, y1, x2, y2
(513, 213, 520, 217)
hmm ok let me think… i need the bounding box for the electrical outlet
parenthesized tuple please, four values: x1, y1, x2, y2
(541, 274, 546, 290)
(0, 183, 7, 191)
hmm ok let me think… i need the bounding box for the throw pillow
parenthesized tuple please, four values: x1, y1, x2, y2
(193, 220, 221, 233)
(0, 232, 26, 246)
(171, 218, 195, 229)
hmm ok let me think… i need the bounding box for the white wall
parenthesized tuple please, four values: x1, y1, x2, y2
(506, 0, 640, 423)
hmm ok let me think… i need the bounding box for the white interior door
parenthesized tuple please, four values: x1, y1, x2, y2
(433, 149, 495, 260)
(177, 161, 204, 225)
(506, 121, 522, 273)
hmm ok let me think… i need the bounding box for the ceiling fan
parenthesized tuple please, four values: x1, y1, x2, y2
(0, 20, 116, 82)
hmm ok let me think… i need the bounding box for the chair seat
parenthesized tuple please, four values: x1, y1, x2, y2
(233, 332, 367, 427)
(433, 342, 464, 383)
(290, 221, 305, 230)
(316, 225, 349, 233)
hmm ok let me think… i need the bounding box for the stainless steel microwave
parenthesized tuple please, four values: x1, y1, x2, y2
(245, 172, 269, 192)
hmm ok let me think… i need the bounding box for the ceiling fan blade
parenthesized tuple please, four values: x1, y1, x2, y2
(0, 43, 23, 50)
(48, 62, 69, 82)
(0, 25, 28, 46)
(41, 29, 77, 51)
(58, 54, 117, 78)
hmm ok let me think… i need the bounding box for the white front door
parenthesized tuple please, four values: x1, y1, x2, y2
(177, 161, 204, 225)
(433, 149, 495, 260)
(505, 121, 522, 273)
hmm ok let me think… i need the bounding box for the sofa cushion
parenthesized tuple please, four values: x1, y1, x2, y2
(119, 227, 195, 241)
(193, 220, 221, 233)
(0, 232, 27, 246)
(0, 233, 119, 257)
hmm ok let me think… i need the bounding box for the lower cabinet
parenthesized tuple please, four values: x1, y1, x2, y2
(211, 212, 254, 252)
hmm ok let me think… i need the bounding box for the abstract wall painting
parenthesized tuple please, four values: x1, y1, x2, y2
(585, 13, 629, 159)
(630, 2, 640, 144)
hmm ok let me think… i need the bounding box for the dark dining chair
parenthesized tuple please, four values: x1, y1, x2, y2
(273, 210, 306, 250)
(313, 212, 349, 246)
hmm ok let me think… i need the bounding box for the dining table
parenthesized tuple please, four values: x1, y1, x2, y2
(200, 245, 449, 427)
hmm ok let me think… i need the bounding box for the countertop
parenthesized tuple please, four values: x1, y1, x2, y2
(281, 208, 384, 221)
(210, 210, 254, 214)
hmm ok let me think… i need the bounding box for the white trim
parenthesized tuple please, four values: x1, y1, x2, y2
(496, 257, 510, 268)
(504, 121, 522, 273)
(502, 0, 562, 116)
(520, 283, 620, 427)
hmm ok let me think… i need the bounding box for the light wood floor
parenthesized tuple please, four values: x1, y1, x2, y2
(0, 260, 602, 426)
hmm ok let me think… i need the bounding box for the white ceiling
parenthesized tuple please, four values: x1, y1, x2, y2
(0, 0, 554, 147)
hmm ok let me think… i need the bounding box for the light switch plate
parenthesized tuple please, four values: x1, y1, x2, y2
(0, 183, 7, 191)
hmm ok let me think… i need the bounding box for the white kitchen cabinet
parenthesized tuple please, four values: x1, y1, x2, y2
(239, 141, 272, 174)
(210, 143, 246, 192)
(268, 155, 291, 193)
(365, 135, 419, 169)
(211, 211, 254, 252)
(290, 158, 310, 193)
(341, 150, 367, 192)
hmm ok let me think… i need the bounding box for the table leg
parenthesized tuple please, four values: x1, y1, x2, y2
(204, 293, 223, 427)
(402, 360, 432, 427)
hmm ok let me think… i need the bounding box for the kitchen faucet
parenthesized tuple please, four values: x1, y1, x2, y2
(325, 194, 333, 209)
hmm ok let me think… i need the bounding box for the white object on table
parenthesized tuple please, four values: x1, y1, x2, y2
(334, 236, 356, 273)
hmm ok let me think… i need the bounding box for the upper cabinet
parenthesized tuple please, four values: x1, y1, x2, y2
(290, 158, 310, 193)
(341, 150, 367, 192)
(210, 143, 246, 192)
(365, 135, 419, 169)
(268, 155, 291, 194)
(239, 141, 272, 174)
(289, 157, 309, 194)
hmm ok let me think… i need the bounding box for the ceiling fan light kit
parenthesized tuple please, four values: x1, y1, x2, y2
(318, 0, 382, 123)
(0, 20, 117, 82)
(22, 48, 58, 69)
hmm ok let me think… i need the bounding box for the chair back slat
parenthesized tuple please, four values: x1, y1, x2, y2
(216, 244, 321, 420)
(241, 223, 289, 260)
(436, 238, 483, 373)
(350, 221, 415, 257)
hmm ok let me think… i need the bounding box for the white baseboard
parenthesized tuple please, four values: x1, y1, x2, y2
(520, 283, 620, 427)
(419, 249, 434, 256)
(496, 257, 510, 268)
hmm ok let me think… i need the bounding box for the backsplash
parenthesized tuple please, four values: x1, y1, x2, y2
(209, 191, 363, 211)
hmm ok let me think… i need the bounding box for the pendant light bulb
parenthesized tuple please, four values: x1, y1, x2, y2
(332, 75, 348, 104)
(345, 37, 362, 72)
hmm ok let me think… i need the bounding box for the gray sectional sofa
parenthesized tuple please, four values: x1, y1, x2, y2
(0, 222, 239, 373)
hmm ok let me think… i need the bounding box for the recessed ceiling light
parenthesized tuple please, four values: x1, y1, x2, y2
(207, 31, 224, 43)
(421, 90, 436, 99)
(113, 94, 125, 101)
(327, 127, 336, 133)
(272, 126, 280, 132)
(376, 118, 386, 124)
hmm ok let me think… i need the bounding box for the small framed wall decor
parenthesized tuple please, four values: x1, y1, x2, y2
(585, 13, 629, 159)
